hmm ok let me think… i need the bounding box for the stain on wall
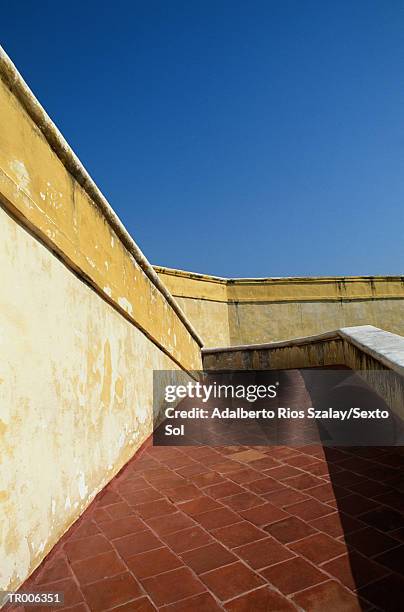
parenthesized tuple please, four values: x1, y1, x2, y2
(0, 206, 192, 590)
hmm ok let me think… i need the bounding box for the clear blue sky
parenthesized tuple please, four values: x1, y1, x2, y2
(2, 1, 404, 277)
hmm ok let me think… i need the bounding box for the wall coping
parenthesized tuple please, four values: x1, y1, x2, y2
(202, 325, 404, 378)
(0, 45, 203, 348)
(155, 265, 404, 286)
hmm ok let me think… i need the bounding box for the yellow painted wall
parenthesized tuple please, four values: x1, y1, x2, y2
(0, 52, 201, 591)
(0, 206, 192, 590)
(0, 76, 202, 372)
(156, 267, 404, 346)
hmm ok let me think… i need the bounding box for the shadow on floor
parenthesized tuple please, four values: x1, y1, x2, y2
(301, 369, 404, 611)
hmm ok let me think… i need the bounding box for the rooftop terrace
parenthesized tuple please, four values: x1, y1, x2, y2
(7, 368, 404, 611)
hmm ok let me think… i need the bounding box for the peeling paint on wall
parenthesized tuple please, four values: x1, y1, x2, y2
(0, 205, 194, 591)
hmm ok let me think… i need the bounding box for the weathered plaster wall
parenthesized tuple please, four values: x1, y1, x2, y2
(0, 50, 202, 591)
(227, 299, 404, 345)
(0, 203, 191, 591)
(156, 267, 404, 347)
(0, 69, 202, 372)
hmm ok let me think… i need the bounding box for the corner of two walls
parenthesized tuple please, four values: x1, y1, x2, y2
(155, 270, 404, 348)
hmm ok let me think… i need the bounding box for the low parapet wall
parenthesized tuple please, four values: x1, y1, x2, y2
(0, 48, 202, 591)
(203, 325, 404, 423)
(155, 266, 404, 346)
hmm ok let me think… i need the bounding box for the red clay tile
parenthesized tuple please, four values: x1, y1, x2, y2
(112, 597, 156, 611)
(285, 498, 333, 521)
(331, 470, 364, 488)
(265, 516, 317, 544)
(153, 476, 189, 490)
(141, 468, 175, 482)
(239, 502, 288, 527)
(122, 488, 164, 505)
(283, 473, 324, 490)
(92, 507, 111, 523)
(162, 526, 213, 553)
(181, 542, 236, 574)
(164, 484, 200, 502)
(126, 546, 182, 578)
(292, 580, 362, 612)
(82, 572, 142, 611)
(105, 501, 136, 519)
(145, 511, 195, 536)
(141, 567, 205, 606)
(261, 556, 327, 595)
(195, 507, 240, 530)
(35, 556, 70, 584)
(204, 453, 238, 467)
(211, 521, 267, 548)
(359, 574, 404, 611)
(64, 534, 112, 563)
(225, 586, 296, 611)
(229, 449, 267, 463)
(374, 544, 404, 575)
(353, 479, 391, 499)
(247, 457, 280, 470)
(97, 490, 122, 506)
(335, 494, 381, 516)
(227, 468, 261, 484)
(348, 527, 400, 557)
(113, 530, 162, 559)
(267, 447, 302, 460)
(304, 462, 332, 477)
(99, 516, 146, 539)
(310, 512, 363, 538)
(134, 499, 176, 519)
(71, 549, 127, 585)
(160, 455, 195, 470)
(69, 520, 100, 541)
(58, 604, 88, 612)
(211, 460, 242, 474)
(360, 507, 404, 532)
(375, 491, 404, 512)
(234, 536, 295, 569)
(177, 463, 211, 478)
(179, 496, 222, 516)
(289, 532, 346, 564)
(322, 551, 387, 590)
(247, 477, 286, 494)
(35, 578, 83, 608)
(285, 454, 321, 468)
(190, 471, 225, 487)
(200, 561, 264, 601)
(264, 488, 309, 507)
(264, 465, 303, 480)
(304, 483, 342, 502)
(222, 491, 266, 511)
(161, 592, 222, 611)
(187, 447, 223, 461)
(116, 477, 150, 491)
(204, 481, 244, 499)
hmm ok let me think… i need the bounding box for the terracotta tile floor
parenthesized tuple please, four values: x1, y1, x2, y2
(7, 372, 404, 611)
